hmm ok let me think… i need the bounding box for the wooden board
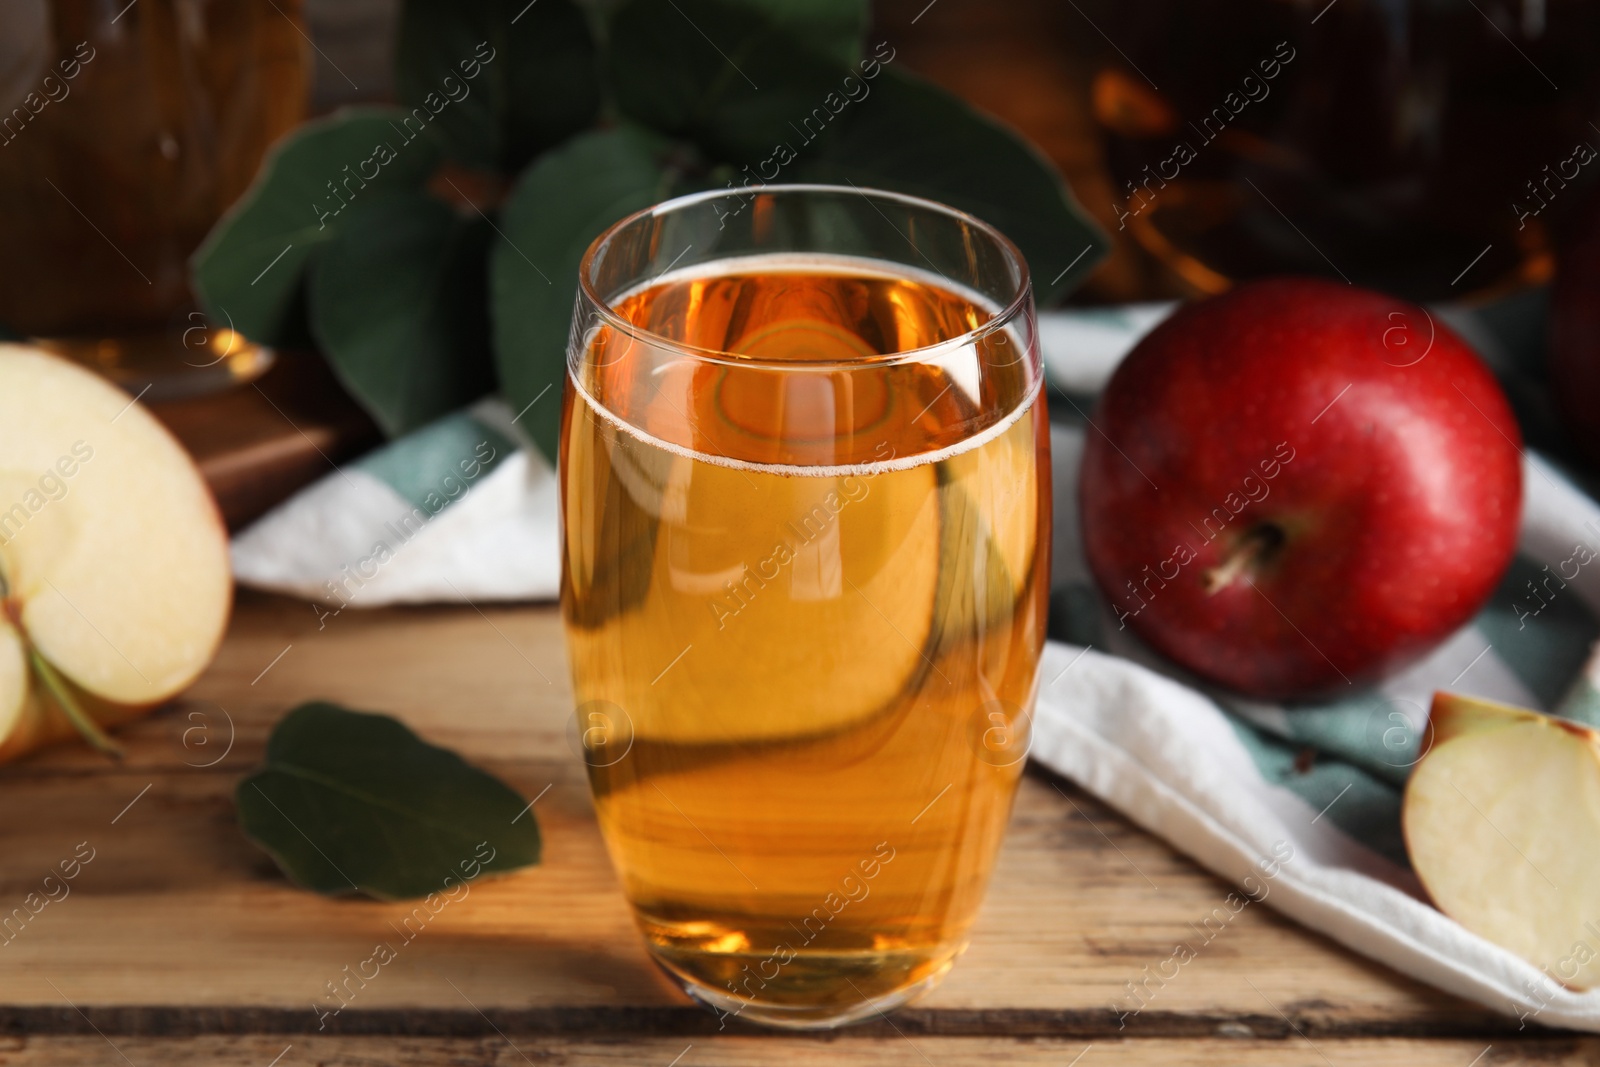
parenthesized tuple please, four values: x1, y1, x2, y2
(0, 590, 1559, 1065)
(0, 1036, 1591, 1066)
(149, 349, 379, 531)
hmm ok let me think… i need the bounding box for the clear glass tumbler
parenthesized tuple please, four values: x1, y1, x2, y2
(559, 184, 1049, 1028)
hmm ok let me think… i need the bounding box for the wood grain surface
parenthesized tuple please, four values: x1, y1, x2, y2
(0, 1036, 1587, 1067)
(0, 591, 1550, 1067)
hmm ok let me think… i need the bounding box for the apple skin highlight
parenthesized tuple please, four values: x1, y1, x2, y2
(1079, 278, 1523, 701)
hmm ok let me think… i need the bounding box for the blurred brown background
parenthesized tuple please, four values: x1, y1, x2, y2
(132, 0, 1169, 532)
(16, 0, 1593, 524)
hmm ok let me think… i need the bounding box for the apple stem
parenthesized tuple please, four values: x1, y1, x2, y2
(1203, 524, 1286, 595)
(29, 650, 124, 760)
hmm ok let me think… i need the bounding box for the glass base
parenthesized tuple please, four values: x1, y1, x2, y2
(660, 950, 957, 1031)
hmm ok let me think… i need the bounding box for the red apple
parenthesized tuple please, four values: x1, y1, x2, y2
(1551, 196, 1600, 469)
(1079, 278, 1522, 700)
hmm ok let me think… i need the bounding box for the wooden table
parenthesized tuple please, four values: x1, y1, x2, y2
(0, 591, 1587, 1065)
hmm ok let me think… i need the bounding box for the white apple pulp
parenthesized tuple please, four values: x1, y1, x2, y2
(0, 344, 231, 756)
(1406, 693, 1600, 990)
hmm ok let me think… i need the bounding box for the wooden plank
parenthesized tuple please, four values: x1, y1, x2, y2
(0, 1036, 1582, 1067)
(0, 592, 1526, 1039)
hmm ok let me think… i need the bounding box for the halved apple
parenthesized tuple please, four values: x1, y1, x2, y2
(1404, 691, 1600, 989)
(0, 344, 231, 760)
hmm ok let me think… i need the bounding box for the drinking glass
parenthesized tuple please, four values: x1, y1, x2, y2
(559, 185, 1050, 1028)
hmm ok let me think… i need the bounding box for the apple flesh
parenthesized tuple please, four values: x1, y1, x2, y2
(0, 344, 231, 759)
(1405, 692, 1600, 989)
(1079, 278, 1523, 700)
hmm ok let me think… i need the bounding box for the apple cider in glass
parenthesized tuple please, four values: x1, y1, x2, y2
(559, 187, 1048, 1028)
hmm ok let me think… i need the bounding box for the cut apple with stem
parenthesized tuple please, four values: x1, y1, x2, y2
(0, 344, 231, 760)
(1404, 691, 1600, 989)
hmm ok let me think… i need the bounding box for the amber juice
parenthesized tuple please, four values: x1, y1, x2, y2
(560, 254, 1049, 1024)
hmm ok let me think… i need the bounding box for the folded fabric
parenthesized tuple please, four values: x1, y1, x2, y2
(1037, 428, 1600, 1032)
(231, 297, 1600, 1029)
(231, 397, 559, 610)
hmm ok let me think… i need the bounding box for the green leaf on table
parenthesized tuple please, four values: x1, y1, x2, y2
(396, 0, 600, 173)
(191, 108, 444, 348)
(604, 0, 867, 163)
(236, 702, 539, 901)
(307, 192, 497, 437)
(792, 69, 1109, 305)
(490, 127, 677, 462)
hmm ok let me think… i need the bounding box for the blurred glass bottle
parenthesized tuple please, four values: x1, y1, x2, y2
(1084, 0, 1600, 302)
(0, 0, 308, 394)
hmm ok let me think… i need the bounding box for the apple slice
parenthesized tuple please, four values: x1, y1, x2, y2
(0, 344, 231, 760)
(1404, 692, 1600, 989)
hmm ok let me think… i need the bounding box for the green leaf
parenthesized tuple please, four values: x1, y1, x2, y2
(719, 0, 868, 65)
(396, 0, 600, 173)
(604, 0, 866, 162)
(191, 108, 444, 348)
(307, 192, 497, 437)
(793, 69, 1109, 305)
(490, 127, 677, 461)
(236, 702, 540, 901)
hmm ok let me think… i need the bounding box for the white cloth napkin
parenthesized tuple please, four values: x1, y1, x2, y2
(231, 397, 561, 609)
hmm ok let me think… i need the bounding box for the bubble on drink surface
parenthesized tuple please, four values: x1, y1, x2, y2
(567, 698, 634, 767)
(968, 698, 1032, 768)
(1360, 696, 1433, 768)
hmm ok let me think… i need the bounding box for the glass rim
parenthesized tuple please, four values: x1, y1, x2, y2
(576, 183, 1035, 370)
